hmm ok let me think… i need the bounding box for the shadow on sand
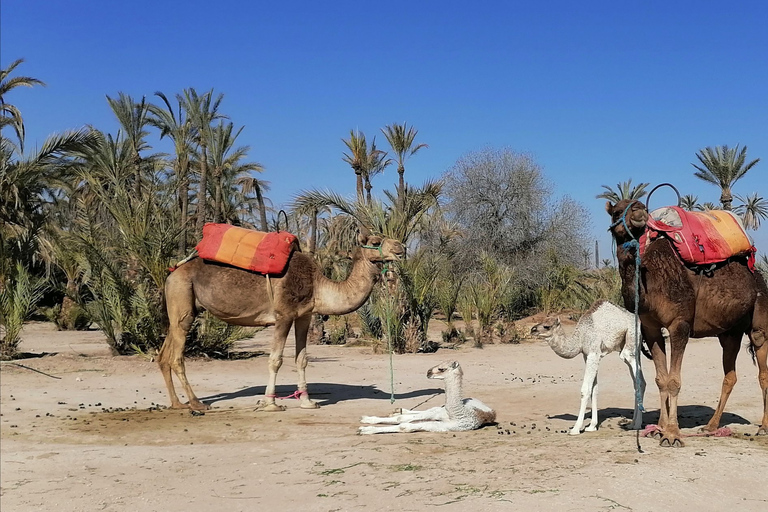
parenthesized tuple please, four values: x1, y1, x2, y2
(201, 383, 445, 408)
(549, 405, 752, 430)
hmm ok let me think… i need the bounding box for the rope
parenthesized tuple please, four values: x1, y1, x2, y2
(362, 242, 396, 403)
(613, 201, 645, 452)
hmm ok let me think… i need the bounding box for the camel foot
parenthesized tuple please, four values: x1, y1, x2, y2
(700, 423, 719, 434)
(299, 399, 320, 409)
(568, 428, 582, 436)
(255, 400, 286, 412)
(584, 425, 598, 432)
(358, 426, 379, 435)
(188, 401, 210, 412)
(756, 426, 768, 436)
(360, 415, 380, 424)
(169, 402, 190, 410)
(659, 429, 685, 448)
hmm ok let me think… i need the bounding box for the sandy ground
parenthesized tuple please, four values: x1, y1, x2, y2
(2, 321, 768, 512)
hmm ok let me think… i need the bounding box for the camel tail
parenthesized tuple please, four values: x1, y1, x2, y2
(748, 342, 757, 366)
(159, 288, 169, 335)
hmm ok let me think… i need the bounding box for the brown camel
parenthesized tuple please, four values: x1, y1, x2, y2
(606, 199, 768, 447)
(159, 232, 404, 412)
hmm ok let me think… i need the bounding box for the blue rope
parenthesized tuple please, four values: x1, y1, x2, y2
(614, 201, 645, 416)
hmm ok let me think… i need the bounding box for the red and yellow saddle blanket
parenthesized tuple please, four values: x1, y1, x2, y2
(639, 206, 756, 271)
(195, 223, 298, 274)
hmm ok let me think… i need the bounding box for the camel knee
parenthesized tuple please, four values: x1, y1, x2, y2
(666, 377, 682, 397)
(269, 355, 283, 372)
(722, 372, 737, 389)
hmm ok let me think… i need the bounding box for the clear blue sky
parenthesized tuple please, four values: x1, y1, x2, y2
(3, 0, 767, 259)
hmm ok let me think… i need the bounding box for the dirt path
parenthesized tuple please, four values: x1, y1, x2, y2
(2, 322, 767, 511)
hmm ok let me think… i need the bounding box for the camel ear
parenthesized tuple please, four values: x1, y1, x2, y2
(366, 235, 382, 247)
(554, 317, 561, 326)
(450, 361, 459, 369)
(605, 201, 615, 216)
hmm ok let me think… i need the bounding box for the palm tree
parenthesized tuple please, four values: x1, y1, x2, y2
(734, 193, 768, 230)
(362, 139, 392, 204)
(180, 88, 226, 236)
(106, 93, 154, 197)
(696, 202, 719, 211)
(234, 175, 271, 231)
(206, 121, 262, 223)
(148, 91, 195, 254)
(381, 122, 428, 200)
(342, 130, 369, 203)
(0, 58, 45, 152)
(595, 179, 650, 203)
(679, 194, 699, 211)
(692, 145, 760, 210)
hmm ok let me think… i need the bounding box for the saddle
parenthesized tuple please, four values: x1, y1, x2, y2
(195, 223, 299, 274)
(639, 206, 756, 272)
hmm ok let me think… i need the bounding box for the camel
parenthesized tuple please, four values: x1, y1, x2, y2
(531, 300, 646, 435)
(358, 360, 496, 434)
(607, 199, 768, 447)
(159, 232, 404, 412)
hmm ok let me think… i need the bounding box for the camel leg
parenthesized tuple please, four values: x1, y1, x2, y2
(620, 346, 646, 430)
(158, 281, 208, 411)
(259, 316, 293, 412)
(703, 331, 741, 432)
(751, 287, 768, 435)
(645, 328, 669, 437)
(359, 419, 461, 434)
(571, 353, 599, 435)
(293, 314, 319, 409)
(360, 407, 449, 425)
(658, 321, 690, 447)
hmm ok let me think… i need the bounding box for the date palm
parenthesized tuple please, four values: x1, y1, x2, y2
(106, 93, 153, 197)
(206, 121, 262, 223)
(595, 179, 650, 203)
(692, 145, 760, 210)
(734, 193, 768, 231)
(362, 139, 392, 204)
(148, 91, 195, 254)
(180, 88, 226, 236)
(382, 122, 428, 200)
(1, 58, 45, 152)
(679, 194, 699, 211)
(342, 130, 372, 203)
(234, 175, 271, 231)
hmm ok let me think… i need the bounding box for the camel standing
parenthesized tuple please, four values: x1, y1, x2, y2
(531, 300, 646, 435)
(358, 360, 496, 434)
(159, 233, 404, 411)
(607, 199, 768, 446)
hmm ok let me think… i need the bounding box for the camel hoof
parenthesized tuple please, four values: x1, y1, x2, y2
(568, 429, 582, 436)
(584, 425, 598, 432)
(660, 436, 685, 448)
(756, 427, 768, 436)
(255, 401, 286, 412)
(358, 426, 375, 435)
(300, 400, 320, 409)
(188, 401, 210, 412)
(699, 424, 718, 434)
(170, 402, 190, 410)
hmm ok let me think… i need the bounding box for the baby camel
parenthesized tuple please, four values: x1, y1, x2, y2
(531, 300, 646, 435)
(358, 361, 496, 434)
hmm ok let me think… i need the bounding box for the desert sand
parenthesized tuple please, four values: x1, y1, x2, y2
(2, 321, 767, 512)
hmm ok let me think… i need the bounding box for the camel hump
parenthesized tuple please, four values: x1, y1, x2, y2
(196, 223, 298, 274)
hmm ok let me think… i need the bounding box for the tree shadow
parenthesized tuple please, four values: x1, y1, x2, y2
(200, 383, 444, 407)
(549, 405, 752, 429)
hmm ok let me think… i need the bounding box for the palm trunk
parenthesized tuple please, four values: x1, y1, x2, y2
(365, 177, 372, 204)
(720, 188, 733, 211)
(195, 145, 209, 237)
(309, 208, 318, 253)
(178, 173, 189, 255)
(213, 172, 222, 223)
(255, 187, 268, 231)
(355, 171, 364, 203)
(398, 166, 405, 201)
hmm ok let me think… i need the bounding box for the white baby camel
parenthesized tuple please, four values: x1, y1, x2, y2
(531, 300, 646, 435)
(358, 361, 496, 434)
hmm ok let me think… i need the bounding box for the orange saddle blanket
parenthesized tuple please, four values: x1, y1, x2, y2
(639, 206, 756, 271)
(195, 223, 298, 275)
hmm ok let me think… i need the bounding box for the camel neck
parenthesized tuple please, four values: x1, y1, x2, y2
(547, 326, 581, 359)
(443, 372, 464, 412)
(312, 249, 380, 315)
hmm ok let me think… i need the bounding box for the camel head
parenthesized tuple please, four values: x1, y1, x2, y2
(427, 360, 462, 380)
(357, 233, 405, 263)
(606, 199, 648, 241)
(530, 317, 561, 339)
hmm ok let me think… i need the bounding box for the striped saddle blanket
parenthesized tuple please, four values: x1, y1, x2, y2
(639, 206, 756, 271)
(195, 223, 298, 275)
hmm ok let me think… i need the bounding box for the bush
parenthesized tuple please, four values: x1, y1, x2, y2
(183, 312, 258, 357)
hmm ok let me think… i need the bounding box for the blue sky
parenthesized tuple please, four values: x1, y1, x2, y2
(3, 1, 767, 258)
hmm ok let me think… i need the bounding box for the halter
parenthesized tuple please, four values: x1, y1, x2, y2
(361, 244, 390, 275)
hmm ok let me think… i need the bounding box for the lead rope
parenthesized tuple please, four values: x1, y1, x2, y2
(613, 202, 645, 453)
(362, 244, 396, 403)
